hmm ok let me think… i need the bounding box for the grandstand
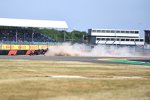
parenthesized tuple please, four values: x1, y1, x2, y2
(0, 18, 68, 43)
(0, 18, 68, 50)
(0, 27, 55, 42)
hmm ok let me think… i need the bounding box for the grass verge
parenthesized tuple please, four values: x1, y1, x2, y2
(0, 59, 150, 100)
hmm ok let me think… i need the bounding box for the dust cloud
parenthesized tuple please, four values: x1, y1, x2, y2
(46, 43, 140, 57)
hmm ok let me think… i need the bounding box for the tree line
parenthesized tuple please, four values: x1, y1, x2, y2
(39, 28, 86, 42)
(0, 26, 86, 42)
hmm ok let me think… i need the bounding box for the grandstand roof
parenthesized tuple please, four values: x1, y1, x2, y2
(0, 18, 68, 29)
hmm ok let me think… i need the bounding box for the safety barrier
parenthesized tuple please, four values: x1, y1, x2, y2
(0, 45, 48, 50)
(8, 50, 17, 55)
(0, 50, 35, 55)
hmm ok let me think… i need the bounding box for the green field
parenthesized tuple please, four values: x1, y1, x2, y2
(0, 60, 150, 100)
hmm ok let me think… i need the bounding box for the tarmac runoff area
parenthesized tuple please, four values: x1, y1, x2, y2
(0, 55, 150, 66)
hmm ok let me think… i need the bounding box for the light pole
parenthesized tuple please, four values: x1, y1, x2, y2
(32, 32, 34, 43)
(63, 31, 66, 42)
(15, 27, 18, 43)
(16, 31, 18, 43)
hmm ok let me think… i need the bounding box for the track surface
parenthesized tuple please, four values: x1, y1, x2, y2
(0, 55, 106, 63)
(0, 55, 150, 65)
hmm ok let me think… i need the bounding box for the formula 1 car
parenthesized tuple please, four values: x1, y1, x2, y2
(30, 48, 48, 55)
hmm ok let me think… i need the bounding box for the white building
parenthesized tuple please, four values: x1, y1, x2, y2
(85, 29, 144, 46)
(0, 18, 68, 29)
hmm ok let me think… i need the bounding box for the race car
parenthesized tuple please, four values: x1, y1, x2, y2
(30, 48, 48, 55)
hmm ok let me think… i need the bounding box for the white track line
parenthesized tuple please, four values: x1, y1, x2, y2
(48, 75, 144, 79)
(49, 75, 86, 79)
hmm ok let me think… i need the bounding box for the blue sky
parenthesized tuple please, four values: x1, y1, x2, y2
(0, 0, 149, 34)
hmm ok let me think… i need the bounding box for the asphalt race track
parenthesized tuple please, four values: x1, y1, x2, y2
(0, 55, 150, 65)
(0, 55, 107, 63)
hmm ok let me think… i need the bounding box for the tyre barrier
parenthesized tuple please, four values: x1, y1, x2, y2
(0, 50, 35, 55)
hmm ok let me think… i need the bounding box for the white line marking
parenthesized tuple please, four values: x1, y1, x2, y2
(48, 75, 144, 79)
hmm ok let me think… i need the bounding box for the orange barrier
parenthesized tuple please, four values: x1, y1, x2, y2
(26, 50, 35, 55)
(8, 50, 17, 55)
(0, 50, 34, 55)
(26, 50, 31, 55)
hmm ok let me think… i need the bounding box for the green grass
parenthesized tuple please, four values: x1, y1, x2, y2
(0, 60, 150, 100)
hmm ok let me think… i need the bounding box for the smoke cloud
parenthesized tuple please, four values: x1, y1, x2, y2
(46, 43, 141, 57)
